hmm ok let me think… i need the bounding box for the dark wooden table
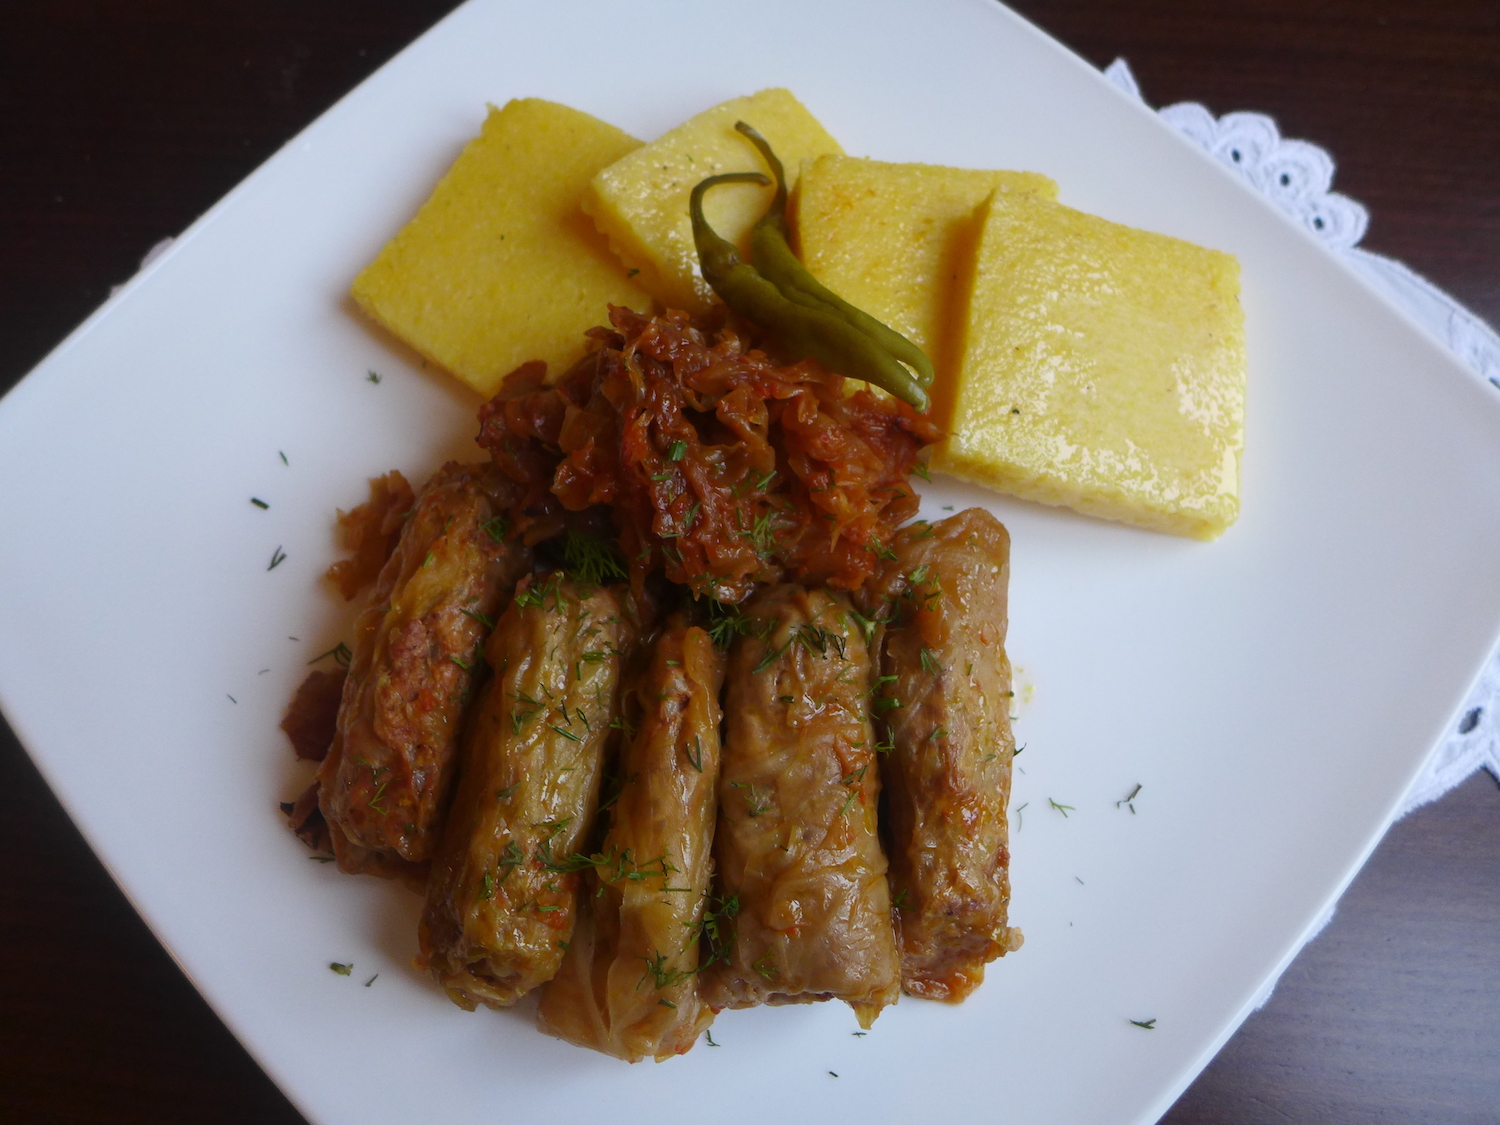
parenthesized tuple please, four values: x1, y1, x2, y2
(2, 3, 1497, 1122)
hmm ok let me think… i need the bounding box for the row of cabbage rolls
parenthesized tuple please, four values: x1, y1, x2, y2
(310, 461, 1022, 1062)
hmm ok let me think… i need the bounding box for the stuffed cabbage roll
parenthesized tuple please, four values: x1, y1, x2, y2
(317, 462, 526, 881)
(700, 585, 900, 1029)
(863, 508, 1023, 1002)
(419, 575, 631, 1010)
(536, 619, 724, 1061)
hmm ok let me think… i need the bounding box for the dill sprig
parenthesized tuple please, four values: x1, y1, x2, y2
(640, 950, 693, 992)
(689, 893, 740, 968)
(705, 598, 751, 650)
(481, 514, 511, 544)
(562, 530, 628, 586)
(308, 641, 353, 668)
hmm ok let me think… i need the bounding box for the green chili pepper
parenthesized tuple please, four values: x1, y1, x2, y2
(735, 122, 936, 389)
(690, 174, 930, 412)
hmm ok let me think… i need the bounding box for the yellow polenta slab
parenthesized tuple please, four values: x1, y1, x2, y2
(584, 88, 843, 315)
(351, 98, 652, 399)
(933, 192, 1246, 539)
(794, 155, 1056, 378)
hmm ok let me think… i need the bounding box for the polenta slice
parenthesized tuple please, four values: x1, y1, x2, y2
(584, 88, 843, 315)
(794, 155, 1057, 379)
(933, 192, 1245, 540)
(351, 99, 652, 399)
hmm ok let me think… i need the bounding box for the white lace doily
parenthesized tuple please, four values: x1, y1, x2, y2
(1105, 58, 1500, 826)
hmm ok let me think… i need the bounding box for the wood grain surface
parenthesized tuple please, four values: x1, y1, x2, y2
(2, 2, 1497, 1122)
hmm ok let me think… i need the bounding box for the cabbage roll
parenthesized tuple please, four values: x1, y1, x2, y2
(317, 462, 526, 881)
(863, 508, 1023, 1002)
(419, 575, 631, 1010)
(700, 585, 900, 1028)
(536, 620, 724, 1061)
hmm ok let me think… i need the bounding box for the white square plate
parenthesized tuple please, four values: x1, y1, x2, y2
(3, 1, 1499, 1122)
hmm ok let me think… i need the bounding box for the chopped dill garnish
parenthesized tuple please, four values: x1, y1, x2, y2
(850, 606, 887, 649)
(704, 1029, 720, 1047)
(706, 598, 751, 649)
(460, 607, 495, 629)
(481, 514, 511, 544)
(744, 510, 780, 559)
(667, 440, 687, 461)
(493, 840, 524, 885)
(496, 783, 520, 802)
(891, 887, 910, 911)
(514, 573, 563, 610)
(640, 950, 693, 991)
(250, 497, 269, 509)
(1129, 1018, 1157, 1030)
(690, 893, 740, 968)
(549, 724, 582, 743)
(752, 950, 778, 981)
(794, 622, 846, 661)
(366, 369, 382, 384)
(919, 647, 941, 674)
(563, 530, 628, 586)
(1116, 783, 1143, 814)
(268, 545, 287, 570)
(278, 450, 288, 465)
(685, 736, 704, 773)
(1015, 801, 1028, 829)
(1048, 798, 1075, 818)
(752, 637, 791, 675)
(309, 855, 335, 863)
(329, 962, 353, 976)
(364, 973, 378, 987)
(911, 460, 932, 483)
(730, 781, 771, 817)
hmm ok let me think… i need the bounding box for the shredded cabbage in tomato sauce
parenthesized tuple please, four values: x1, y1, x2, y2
(477, 307, 937, 605)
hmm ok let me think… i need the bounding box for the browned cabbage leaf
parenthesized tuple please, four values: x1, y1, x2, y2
(700, 585, 900, 1028)
(316, 462, 528, 882)
(419, 575, 632, 1010)
(862, 508, 1023, 1001)
(536, 619, 724, 1061)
